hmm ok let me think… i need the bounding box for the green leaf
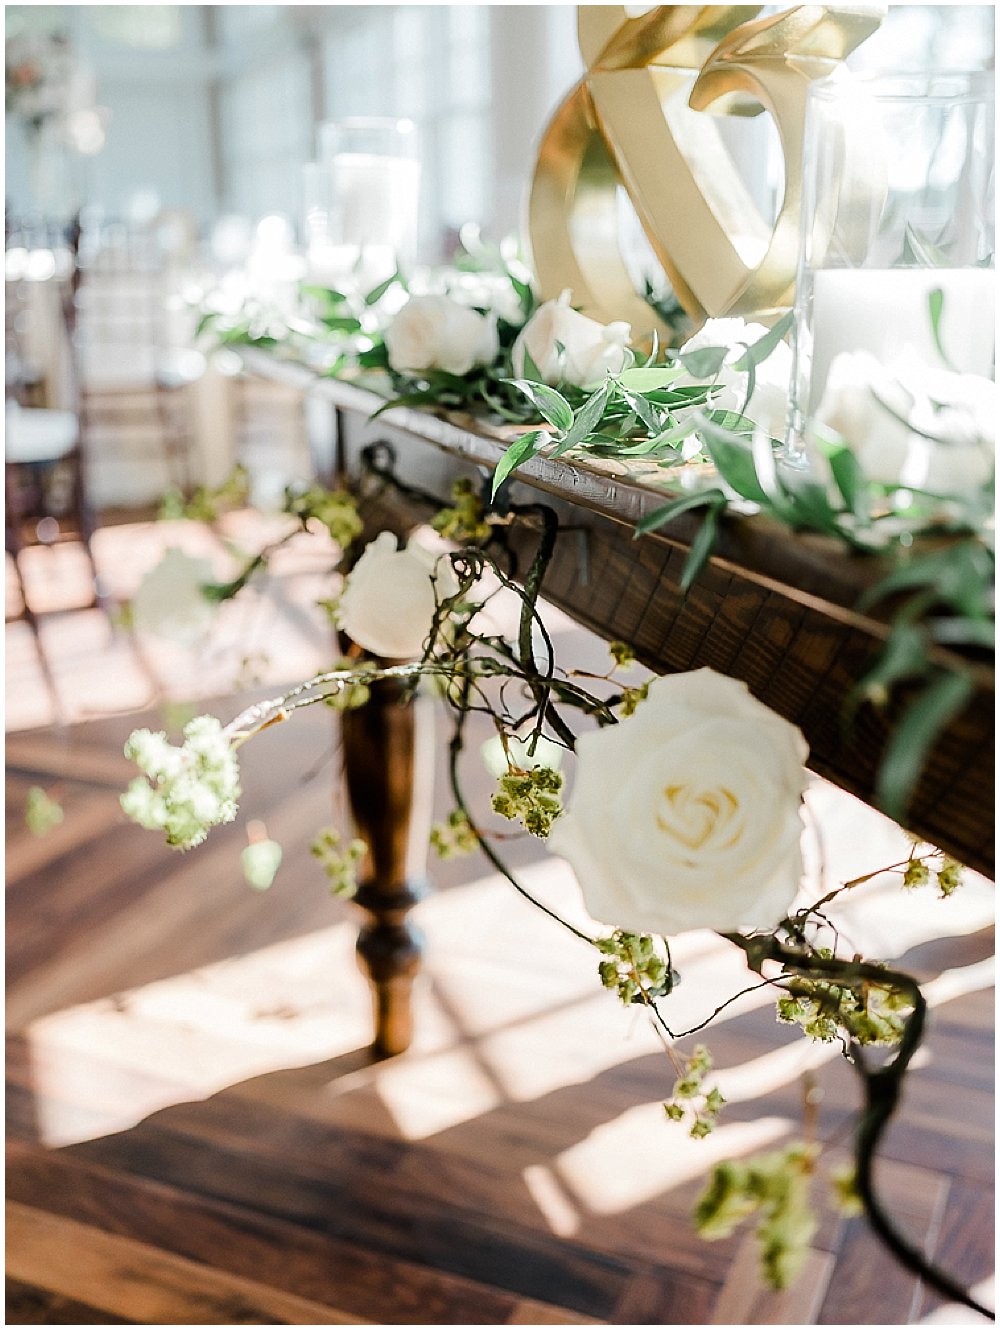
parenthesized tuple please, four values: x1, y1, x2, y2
(634, 488, 726, 538)
(504, 379, 574, 432)
(550, 381, 613, 459)
(846, 623, 929, 726)
(927, 286, 953, 368)
(675, 345, 730, 379)
(680, 499, 722, 592)
(491, 429, 548, 496)
(619, 365, 683, 392)
(357, 342, 389, 369)
(699, 419, 769, 503)
(928, 618, 995, 649)
(858, 544, 994, 617)
(364, 271, 403, 306)
(827, 446, 869, 521)
(876, 670, 974, 822)
(616, 384, 666, 435)
(730, 311, 794, 373)
(519, 343, 544, 384)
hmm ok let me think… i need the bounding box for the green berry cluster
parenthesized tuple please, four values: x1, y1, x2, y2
(431, 478, 491, 545)
(286, 484, 363, 549)
(695, 1143, 819, 1291)
(903, 852, 964, 897)
(663, 1044, 725, 1138)
(618, 682, 650, 717)
(491, 766, 564, 838)
(159, 463, 251, 523)
(776, 955, 912, 1046)
(310, 827, 366, 897)
(596, 931, 672, 1005)
(608, 640, 636, 670)
(25, 786, 63, 837)
(430, 809, 479, 860)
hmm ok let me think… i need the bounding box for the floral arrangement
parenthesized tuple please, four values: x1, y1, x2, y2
(122, 258, 994, 1313)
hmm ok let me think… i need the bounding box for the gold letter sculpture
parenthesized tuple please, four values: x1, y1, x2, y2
(528, 5, 884, 339)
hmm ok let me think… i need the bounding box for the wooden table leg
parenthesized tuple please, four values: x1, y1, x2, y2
(340, 676, 435, 1058)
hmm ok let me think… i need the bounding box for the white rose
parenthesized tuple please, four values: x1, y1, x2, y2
(335, 531, 459, 660)
(809, 351, 995, 495)
(511, 290, 632, 388)
(131, 547, 216, 645)
(679, 317, 792, 440)
(548, 668, 809, 935)
(384, 294, 499, 377)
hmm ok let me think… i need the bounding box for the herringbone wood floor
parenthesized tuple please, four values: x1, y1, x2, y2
(5, 520, 995, 1325)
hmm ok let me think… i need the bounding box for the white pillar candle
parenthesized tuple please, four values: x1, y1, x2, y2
(809, 267, 996, 409)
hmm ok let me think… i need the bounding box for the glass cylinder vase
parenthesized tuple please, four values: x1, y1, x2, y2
(786, 69, 995, 474)
(303, 117, 420, 294)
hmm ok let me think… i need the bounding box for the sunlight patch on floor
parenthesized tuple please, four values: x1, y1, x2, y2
(556, 1109, 792, 1216)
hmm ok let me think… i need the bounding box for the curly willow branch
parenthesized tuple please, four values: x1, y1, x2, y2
(729, 932, 994, 1321)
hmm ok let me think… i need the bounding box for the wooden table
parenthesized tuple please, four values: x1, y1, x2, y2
(239, 349, 995, 1055)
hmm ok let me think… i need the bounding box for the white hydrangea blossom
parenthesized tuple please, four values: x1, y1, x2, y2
(121, 716, 241, 850)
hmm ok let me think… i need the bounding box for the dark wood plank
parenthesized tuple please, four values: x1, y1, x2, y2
(5, 1144, 525, 1326)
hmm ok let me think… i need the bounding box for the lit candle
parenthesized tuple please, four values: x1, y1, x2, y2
(808, 267, 996, 409)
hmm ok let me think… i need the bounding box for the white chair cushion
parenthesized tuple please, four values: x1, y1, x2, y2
(5, 403, 78, 462)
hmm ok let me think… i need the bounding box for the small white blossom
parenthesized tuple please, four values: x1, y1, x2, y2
(121, 716, 241, 850)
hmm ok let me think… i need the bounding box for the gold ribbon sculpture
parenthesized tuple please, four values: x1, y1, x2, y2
(528, 5, 884, 338)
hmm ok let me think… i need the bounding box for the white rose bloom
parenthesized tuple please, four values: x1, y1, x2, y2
(548, 668, 809, 936)
(679, 316, 792, 439)
(384, 294, 499, 377)
(131, 547, 216, 645)
(511, 290, 632, 388)
(335, 531, 460, 660)
(810, 351, 995, 495)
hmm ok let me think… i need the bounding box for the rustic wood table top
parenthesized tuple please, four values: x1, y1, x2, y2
(239, 349, 995, 880)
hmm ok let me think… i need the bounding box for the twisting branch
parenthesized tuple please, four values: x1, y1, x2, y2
(728, 932, 994, 1321)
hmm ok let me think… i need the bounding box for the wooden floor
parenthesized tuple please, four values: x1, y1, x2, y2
(5, 519, 996, 1325)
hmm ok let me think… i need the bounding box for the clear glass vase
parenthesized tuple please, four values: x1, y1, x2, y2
(785, 69, 995, 474)
(302, 117, 420, 295)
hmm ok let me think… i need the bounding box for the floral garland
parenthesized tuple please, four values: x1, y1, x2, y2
(119, 259, 994, 1313)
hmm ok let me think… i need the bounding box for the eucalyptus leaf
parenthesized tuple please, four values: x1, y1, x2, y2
(675, 345, 730, 379)
(927, 287, 953, 368)
(549, 381, 612, 459)
(491, 428, 548, 496)
(845, 623, 929, 729)
(680, 499, 723, 592)
(364, 271, 403, 306)
(634, 488, 727, 538)
(876, 669, 974, 822)
(730, 311, 794, 373)
(699, 418, 768, 503)
(619, 365, 683, 392)
(505, 379, 575, 432)
(828, 446, 870, 521)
